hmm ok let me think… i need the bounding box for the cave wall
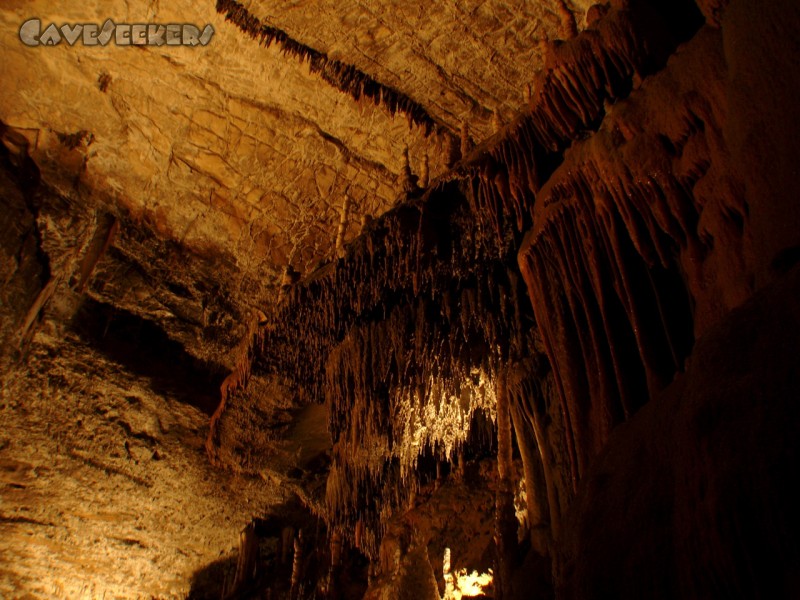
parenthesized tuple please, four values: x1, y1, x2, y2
(559, 263, 800, 599)
(244, 0, 800, 596)
(2, 0, 799, 596)
(550, 0, 800, 595)
(520, 1, 800, 490)
(515, 0, 800, 593)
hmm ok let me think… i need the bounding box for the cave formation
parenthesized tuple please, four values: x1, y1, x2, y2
(1, 0, 799, 598)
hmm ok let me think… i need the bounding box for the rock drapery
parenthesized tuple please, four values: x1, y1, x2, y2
(228, 0, 800, 596)
(2, 0, 800, 597)
(225, 0, 708, 579)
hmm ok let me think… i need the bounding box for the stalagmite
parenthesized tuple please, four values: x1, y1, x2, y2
(443, 547, 456, 599)
(229, 522, 259, 597)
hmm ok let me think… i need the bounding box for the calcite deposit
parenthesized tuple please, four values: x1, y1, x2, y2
(1, 0, 799, 598)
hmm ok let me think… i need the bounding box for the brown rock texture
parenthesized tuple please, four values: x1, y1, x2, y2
(558, 263, 800, 599)
(0, 330, 280, 598)
(1, 0, 800, 597)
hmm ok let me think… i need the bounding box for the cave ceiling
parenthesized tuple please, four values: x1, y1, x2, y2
(0, 0, 592, 334)
(0, 3, 595, 592)
(9, 0, 798, 598)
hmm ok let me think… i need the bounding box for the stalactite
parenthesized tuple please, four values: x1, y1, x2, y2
(400, 146, 418, 194)
(71, 216, 118, 294)
(494, 367, 516, 599)
(16, 276, 59, 349)
(334, 193, 351, 259)
(491, 110, 503, 134)
(519, 27, 738, 486)
(419, 153, 429, 189)
(205, 313, 260, 463)
(330, 530, 343, 568)
(214, 0, 445, 136)
(508, 372, 551, 554)
(216, 1, 716, 579)
(446, 135, 461, 168)
(460, 122, 473, 159)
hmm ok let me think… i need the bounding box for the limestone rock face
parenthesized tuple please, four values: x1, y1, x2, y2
(247, 0, 595, 138)
(558, 264, 800, 600)
(2, 0, 800, 598)
(0, 0, 589, 288)
(0, 0, 593, 596)
(0, 330, 281, 599)
(2, 1, 408, 276)
(0, 0, 592, 362)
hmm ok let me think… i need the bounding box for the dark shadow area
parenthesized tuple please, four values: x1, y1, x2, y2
(188, 494, 369, 600)
(772, 244, 800, 275)
(187, 554, 238, 600)
(0, 123, 49, 362)
(642, 0, 704, 43)
(72, 298, 225, 415)
(558, 264, 800, 599)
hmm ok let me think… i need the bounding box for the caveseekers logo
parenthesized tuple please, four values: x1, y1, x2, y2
(19, 18, 215, 47)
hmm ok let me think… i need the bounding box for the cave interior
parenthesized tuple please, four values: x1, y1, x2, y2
(1, 0, 800, 598)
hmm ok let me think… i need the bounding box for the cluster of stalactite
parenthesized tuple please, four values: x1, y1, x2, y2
(228, 0, 724, 590)
(463, 2, 693, 242)
(251, 180, 518, 399)
(243, 176, 537, 558)
(519, 27, 747, 485)
(215, 0, 445, 135)
(322, 267, 530, 557)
